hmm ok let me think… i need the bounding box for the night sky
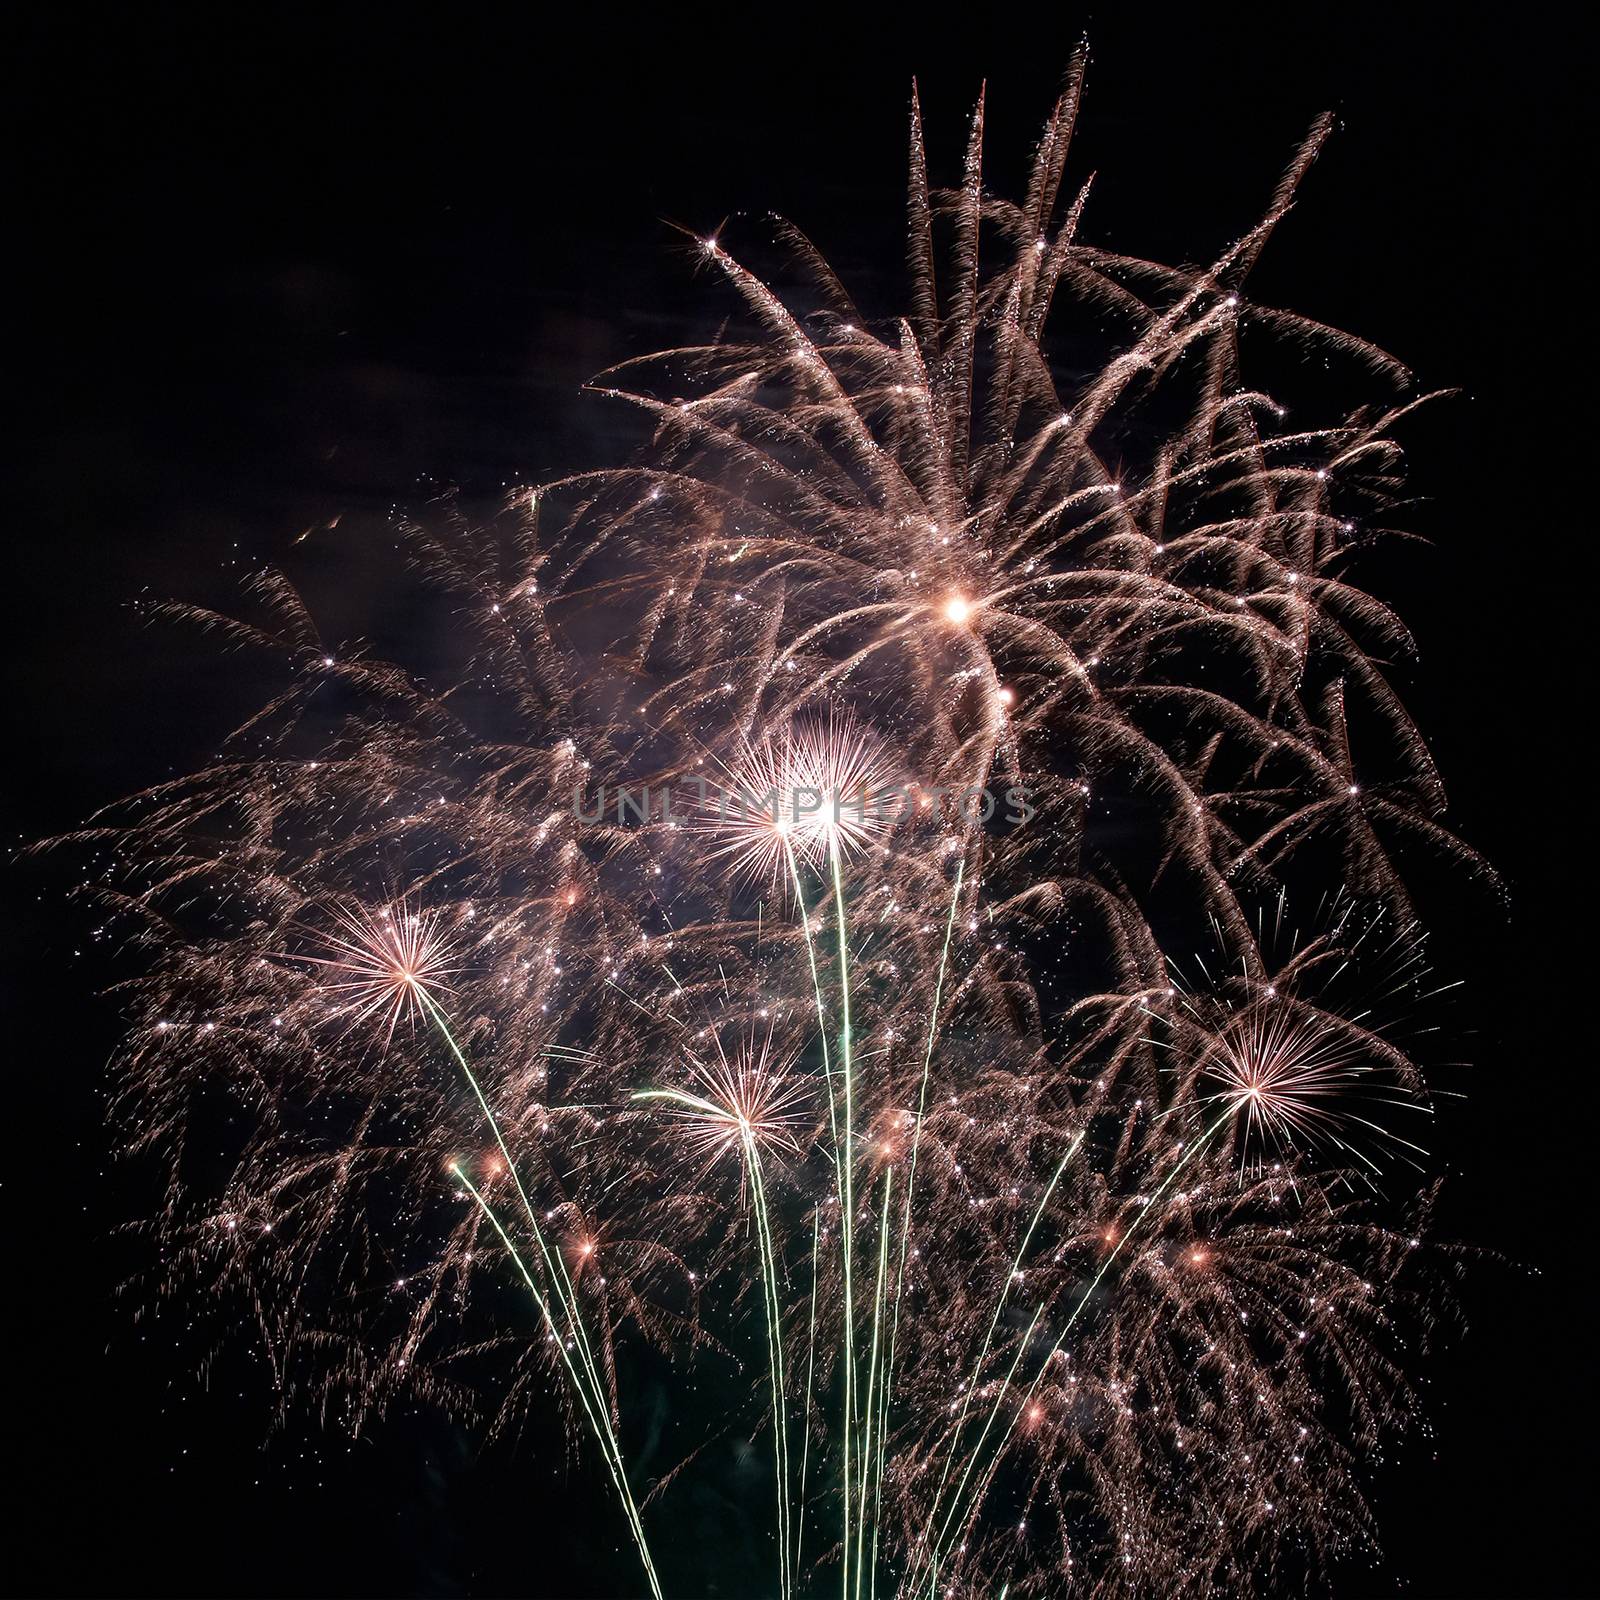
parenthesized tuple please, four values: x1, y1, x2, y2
(8, 8, 1589, 1596)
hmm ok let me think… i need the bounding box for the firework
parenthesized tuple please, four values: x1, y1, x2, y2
(292, 900, 461, 1043)
(695, 716, 901, 886)
(66, 55, 1487, 1598)
(637, 1028, 809, 1177)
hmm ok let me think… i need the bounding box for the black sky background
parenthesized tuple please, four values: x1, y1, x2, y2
(6, 6, 1591, 1596)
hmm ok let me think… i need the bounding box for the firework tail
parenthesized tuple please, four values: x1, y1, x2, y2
(830, 847, 861, 1600)
(796, 1209, 823, 1579)
(424, 994, 662, 1598)
(919, 1112, 1232, 1593)
(868, 858, 966, 1598)
(449, 1165, 662, 1599)
(635, 1084, 796, 1600)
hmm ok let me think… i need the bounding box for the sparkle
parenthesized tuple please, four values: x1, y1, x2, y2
(293, 900, 460, 1045)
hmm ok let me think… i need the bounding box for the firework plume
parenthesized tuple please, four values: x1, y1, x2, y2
(66, 56, 1489, 1597)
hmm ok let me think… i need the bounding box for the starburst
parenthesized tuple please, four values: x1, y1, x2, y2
(1207, 997, 1363, 1149)
(296, 900, 461, 1043)
(698, 716, 899, 884)
(638, 1030, 809, 1178)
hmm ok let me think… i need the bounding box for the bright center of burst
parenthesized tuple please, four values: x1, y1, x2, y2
(943, 594, 973, 625)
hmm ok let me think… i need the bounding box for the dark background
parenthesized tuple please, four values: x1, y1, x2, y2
(6, 6, 1589, 1596)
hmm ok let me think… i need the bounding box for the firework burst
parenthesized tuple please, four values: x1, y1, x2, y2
(293, 900, 461, 1043)
(638, 1029, 810, 1176)
(63, 56, 1488, 1599)
(697, 716, 900, 885)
